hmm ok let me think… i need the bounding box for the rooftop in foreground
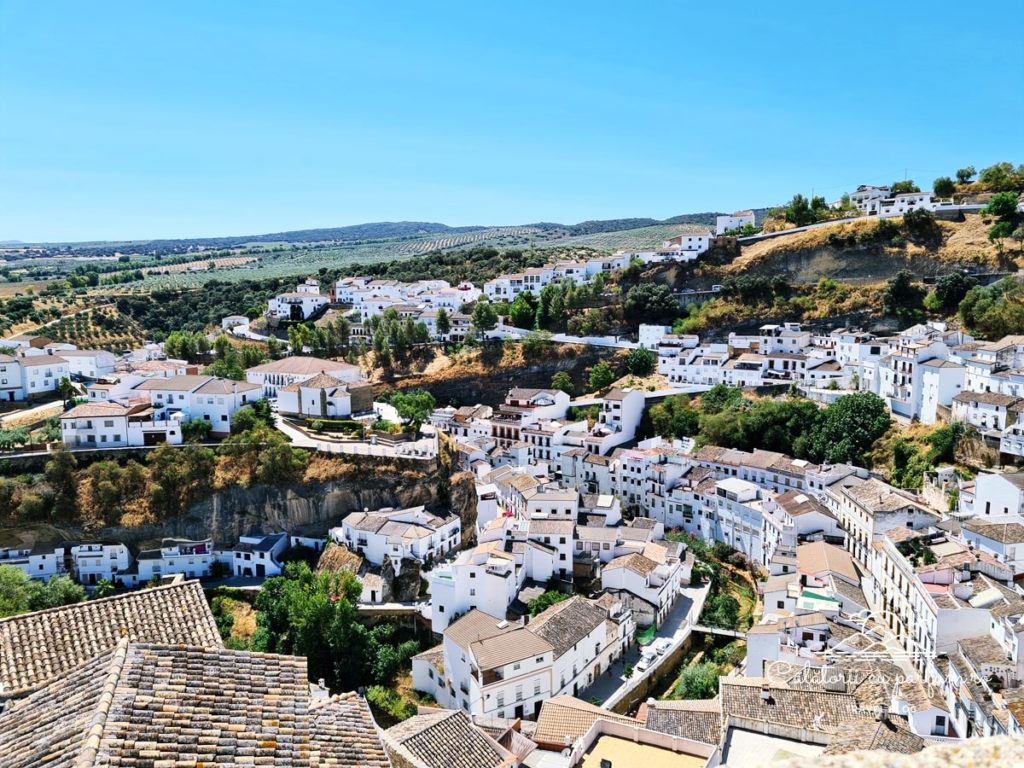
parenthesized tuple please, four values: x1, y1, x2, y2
(578, 734, 706, 768)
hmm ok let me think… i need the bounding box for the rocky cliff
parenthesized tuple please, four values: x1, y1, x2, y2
(93, 453, 477, 548)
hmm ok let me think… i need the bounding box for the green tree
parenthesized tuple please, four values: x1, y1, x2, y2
(149, 442, 216, 516)
(390, 389, 436, 433)
(624, 347, 655, 376)
(648, 395, 699, 439)
(674, 661, 720, 699)
(181, 419, 213, 442)
(231, 402, 272, 434)
(702, 593, 741, 629)
(978, 161, 1024, 192)
(44, 445, 78, 518)
(932, 272, 978, 313)
(251, 562, 418, 692)
(783, 194, 815, 226)
(435, 307, 451, 338)
(882, 270, 926, 318)
(933, 177, 956, 198)
(891, 179, 921, 194)
(470, 300, 498, 340)
(551, 371, 574, 395)
(0, 565, 40, 617)
(699, 384, 743, 414)
(982, 191, 1021, 220)
(623, 283, 678, 326)
(93, 579, 116, 599)
(57, 376, 77, 407)
(527, 590, 569, 616)
(508, 293, 537, 329)
(956, 166, 976, 184)
(521, 329, 552, 357)
(810, 392, 890, 465)
(587, 360, 616, 392)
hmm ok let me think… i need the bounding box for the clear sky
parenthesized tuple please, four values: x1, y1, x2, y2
(1, 1, 1021, 242)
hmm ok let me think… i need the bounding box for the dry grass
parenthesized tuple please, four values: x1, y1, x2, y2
(221, 596, 257, 643)
(728, 214, 1005, 276)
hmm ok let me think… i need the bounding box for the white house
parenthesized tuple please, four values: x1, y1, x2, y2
(60, 401, 184, 449)
(601, 540, 687, 627)
(638, 324, 673, 350)
(0, 353, 69, 401)
(952, 390, 1021, 435)
(848, 184, 891, 214)
(428, 541, 523, 633)
(715, 210, 756, 235)
(333, 506, 461, 569)
(230, 532, 289, 578)
(134, 375, 262, 436)
(54, 541, 133, 587)
(0, 544, 59, 581)
(245, 356, 364, 398)
(267, 279, 329, 321)
(277, 372, 374, 419)
(961, 518, 1024, 578)
(413, 595, 632, 719)
(136, 538, 217, 582)
(57, 349, 117, 380)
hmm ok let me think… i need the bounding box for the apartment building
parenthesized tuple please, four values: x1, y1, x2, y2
(413, 595, 632, 720)
(825, 475, 936, 566)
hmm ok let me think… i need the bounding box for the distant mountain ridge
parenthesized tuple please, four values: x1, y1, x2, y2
(13, 209, 772, 251)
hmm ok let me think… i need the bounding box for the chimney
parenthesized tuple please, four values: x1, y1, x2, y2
(761, 684, 773, 703)
(876, 704, 889, 723)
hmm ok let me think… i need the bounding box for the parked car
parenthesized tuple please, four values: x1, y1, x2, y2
(635, 655, 653, 673)
(653, 638, 673, 655)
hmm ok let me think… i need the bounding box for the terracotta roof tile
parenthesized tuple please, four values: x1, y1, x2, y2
(0, 580, 222, 701)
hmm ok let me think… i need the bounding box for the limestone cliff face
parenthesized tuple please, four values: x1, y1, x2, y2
(97, 461, 443, 546)
(448, 470, 479, 542)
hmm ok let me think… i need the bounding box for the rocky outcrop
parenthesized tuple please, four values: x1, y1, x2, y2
(95, 459, 443, 547)
(448, 470, 478, 543)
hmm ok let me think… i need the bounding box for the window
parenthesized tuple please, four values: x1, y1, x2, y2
(470, 588, 476, 596)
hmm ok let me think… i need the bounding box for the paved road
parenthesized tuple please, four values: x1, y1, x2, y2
(273, 414, 438, 460)
(582, 582, 710, 707)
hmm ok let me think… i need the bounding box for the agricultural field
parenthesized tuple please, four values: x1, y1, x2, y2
(109, 222, 708, 292)
(141, 255, 259, 275)
(42, 306, 148, 351)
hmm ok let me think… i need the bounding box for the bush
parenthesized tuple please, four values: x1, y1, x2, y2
(624, 347, 655, 376)
(674, 661, 720, 699)
(366, 685, 416, 725)
(588, 360, 616, 392)
(528, 590, 569, 616)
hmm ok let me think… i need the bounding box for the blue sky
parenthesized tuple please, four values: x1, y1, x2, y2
(1, 1, 1021, 242)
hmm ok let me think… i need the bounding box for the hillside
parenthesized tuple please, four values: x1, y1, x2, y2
(726, 213, 1010, 282)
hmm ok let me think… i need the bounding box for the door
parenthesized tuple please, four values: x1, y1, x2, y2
(256, 564, 265, 578)
(514, 705, 524, 719)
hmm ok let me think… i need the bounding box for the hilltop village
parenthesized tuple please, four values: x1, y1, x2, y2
(2, 175, 1024, 767)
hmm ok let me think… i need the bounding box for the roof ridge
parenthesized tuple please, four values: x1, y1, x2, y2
(73, 638, 132, 768)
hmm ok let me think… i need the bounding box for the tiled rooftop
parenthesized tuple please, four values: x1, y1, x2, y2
(0, 580, 222, 701)
(383, 709, 508, 768)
